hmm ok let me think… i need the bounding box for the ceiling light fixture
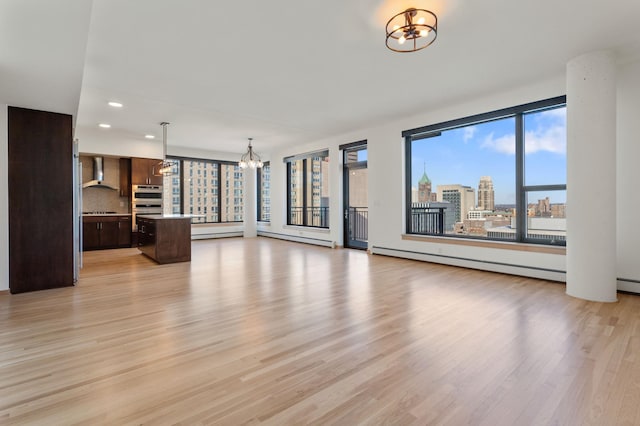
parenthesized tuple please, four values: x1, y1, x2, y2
(108, 101, 123, 108)
(238, 138, 263, 169)
(152, 122, 178, 176)
(386, 8, 437, 53)
(144, 134, 155, 139)
(98, 123, 111, 128)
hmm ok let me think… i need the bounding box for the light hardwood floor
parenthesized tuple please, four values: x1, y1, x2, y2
(1, 237, 639, 425)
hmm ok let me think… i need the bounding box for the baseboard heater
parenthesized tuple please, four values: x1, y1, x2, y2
(371, 245, 566, 283)
(618, 278, 640, 294)
(191, 231, 243, 240)
(258, 231, 335, 248)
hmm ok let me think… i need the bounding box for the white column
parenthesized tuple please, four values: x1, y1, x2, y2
(243, 167, 257, 238)
(566, 50, 617, 302)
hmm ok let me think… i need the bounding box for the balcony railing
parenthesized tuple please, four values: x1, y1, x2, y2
(409, 206, 446, 235)
(289, 206, 329, 228)
(347, 207, 368, 242)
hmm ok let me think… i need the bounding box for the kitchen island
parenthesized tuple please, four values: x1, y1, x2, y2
(136, 214, 194, 264)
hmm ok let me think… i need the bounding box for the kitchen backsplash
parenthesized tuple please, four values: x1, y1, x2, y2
(80, 155, 129, 213)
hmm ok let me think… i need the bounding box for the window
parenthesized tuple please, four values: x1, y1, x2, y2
(219, 163, 243, 222)
(285, 151, 329, 228)
(165, 157, 244, 223)
(404, 96, 566, 245)
(257, 162, 271, 222)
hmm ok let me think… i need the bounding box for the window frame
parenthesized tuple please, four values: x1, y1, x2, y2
(167, 155, 244, 224)
(403, 96, 567, 246)
(257, 161, 270, 222)
(284, 150, 330, 228)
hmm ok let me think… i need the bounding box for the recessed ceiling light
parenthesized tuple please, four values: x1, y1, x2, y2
(144, 134, 155, 139)
(108, 101, 123, 108)
(98, 123, 111, 128)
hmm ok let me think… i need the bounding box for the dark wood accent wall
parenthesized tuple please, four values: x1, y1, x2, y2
(8, 107, 73, 294)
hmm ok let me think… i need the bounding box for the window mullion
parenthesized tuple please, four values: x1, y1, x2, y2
(178, 160, 184, 215)
(302, 159, 308, 226)
(257, 168, 262, 221)
(515, 113, 526, 242)
(286, 162, 292, 225)
(405, 136, 413, 233)
(216, 162, 222, 223)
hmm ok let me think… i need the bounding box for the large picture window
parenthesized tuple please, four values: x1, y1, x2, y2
(257, 162, 270, 222)
(285, 151, 329, 228)
(404, 96, 566, 245)
(165, 157, 243, 223)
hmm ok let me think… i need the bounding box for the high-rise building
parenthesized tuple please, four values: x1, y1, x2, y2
(437, 184, 476, 223)
(259, 164, 271, 221)
(290, 155, 330, 226)
(165, 160, 244, 223)
(477, 176, 495, 211)
(550, 203, 566, 218)
(536, 197, 551, 217)
(418, 170, 432, 202)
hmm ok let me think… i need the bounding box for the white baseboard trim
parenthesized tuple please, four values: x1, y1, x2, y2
(618, 278, 640, 294)
(258, 231, 335, 248)
(191, 231, 243, 240)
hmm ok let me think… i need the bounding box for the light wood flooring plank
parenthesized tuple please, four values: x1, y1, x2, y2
(0, 237, 639, 425)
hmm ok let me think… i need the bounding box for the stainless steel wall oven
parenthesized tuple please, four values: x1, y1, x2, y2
(132, 184, 163, 230)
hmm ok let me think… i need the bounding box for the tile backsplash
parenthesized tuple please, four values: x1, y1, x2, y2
(80, 155, 129, 213)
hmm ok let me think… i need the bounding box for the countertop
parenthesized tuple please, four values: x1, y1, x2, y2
(82, 213, 132, 217)
(136, 214, 203, 220)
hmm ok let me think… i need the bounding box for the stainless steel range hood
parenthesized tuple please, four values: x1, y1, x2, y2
(82, 157, 118, 190)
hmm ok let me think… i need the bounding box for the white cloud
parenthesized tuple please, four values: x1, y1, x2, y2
(463, 126, 477, 142)
(481, 132, 515, 154)
(480, 124, 566, 155)
(539, 108, 566, 120)
(524, 124, 566, 154)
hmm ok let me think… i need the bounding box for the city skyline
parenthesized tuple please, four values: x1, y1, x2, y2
(411, 107, 567, 204)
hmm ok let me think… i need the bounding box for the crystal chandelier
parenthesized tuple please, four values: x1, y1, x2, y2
(238, 138, 263, 169)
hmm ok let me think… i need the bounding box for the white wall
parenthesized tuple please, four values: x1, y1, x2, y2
(78, 131, 163, 159)
(0, 104, 8, 291)
(263, 75, 568, 280)
(263, 66, 639, 288)
(5, 60, 638, 292)
(616, 59, 640, 292)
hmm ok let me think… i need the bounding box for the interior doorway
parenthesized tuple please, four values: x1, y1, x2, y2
(342, 141, 368, 249)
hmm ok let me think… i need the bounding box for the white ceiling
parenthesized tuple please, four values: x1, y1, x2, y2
(2, 0, 640, 156)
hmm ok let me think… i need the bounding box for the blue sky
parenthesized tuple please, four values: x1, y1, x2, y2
(411, 107, 567, 205)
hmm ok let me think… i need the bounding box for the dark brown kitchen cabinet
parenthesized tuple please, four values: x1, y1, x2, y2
(137, 216, 191, 264)
(83, 216, 131, 250)
(119, 158, 131, 198)
(8, 107, 73, 294)
(131, 157, 163, 185)
(118, 216, 132, 246)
